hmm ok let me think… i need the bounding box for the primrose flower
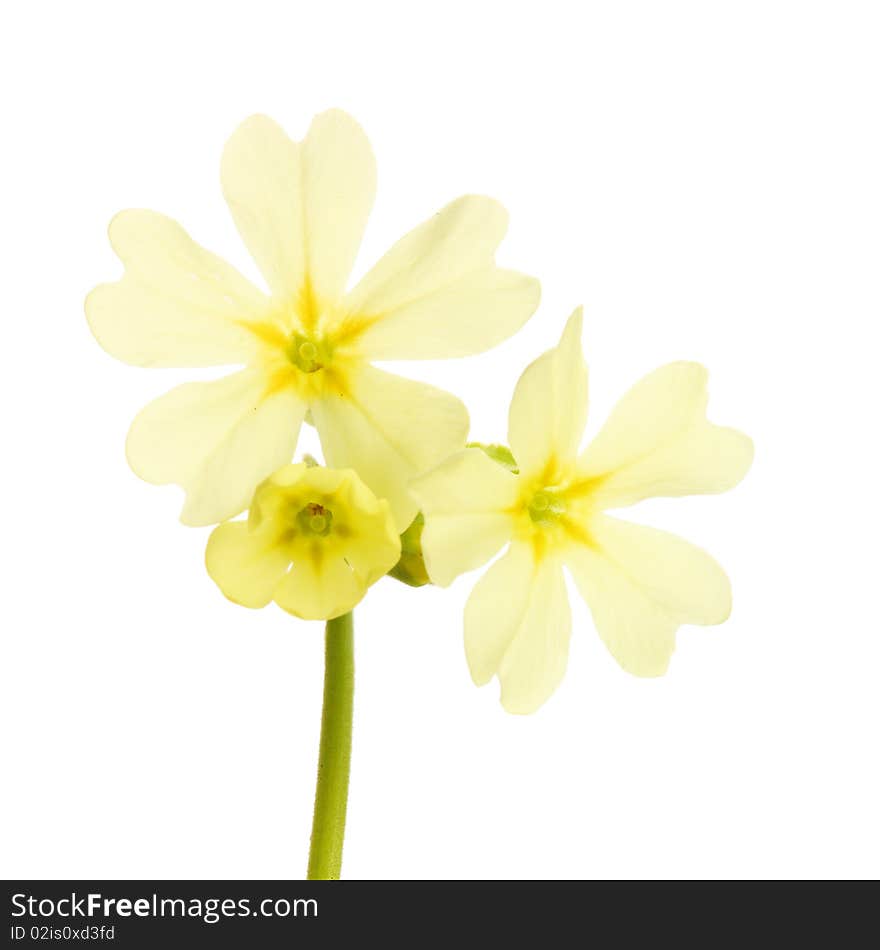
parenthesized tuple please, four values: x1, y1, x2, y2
(86, 110, 540, 529)
(411, 309, 753, 714)
(206, 464, 400, 621)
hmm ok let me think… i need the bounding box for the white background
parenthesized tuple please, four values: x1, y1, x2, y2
(2, 0, 878, 880)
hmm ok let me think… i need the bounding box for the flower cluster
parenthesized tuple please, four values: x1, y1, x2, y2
(88, 111, 752, 714)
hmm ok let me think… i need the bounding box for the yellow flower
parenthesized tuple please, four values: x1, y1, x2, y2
(411, 309, 754, 714)
(86, 111, 540, 529)
(206, 464, 400, 621)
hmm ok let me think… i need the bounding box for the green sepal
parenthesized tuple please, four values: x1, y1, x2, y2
(467, 441, 519, 474)
(388, 513, 430, 587)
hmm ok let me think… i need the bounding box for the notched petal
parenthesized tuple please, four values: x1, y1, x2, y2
(578, 362, 754, 508)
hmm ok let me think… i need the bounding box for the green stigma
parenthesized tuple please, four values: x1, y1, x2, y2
(528, 489, 566, 526)
(287, 333, 330, 373)
(297, 502, 333, 537)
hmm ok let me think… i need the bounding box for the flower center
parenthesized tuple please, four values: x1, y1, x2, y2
(296, 502, 333, 537)
(287, 333, 331, 374)
(527, 489, 567, 526)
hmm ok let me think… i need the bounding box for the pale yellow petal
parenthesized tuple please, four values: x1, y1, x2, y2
(565, 514, 732, 677)
(221, 115, 306, 302)
(85, 210, 266, 367)
(300, 109, 376, 304)
(343, 196, 539, 359)
(205, 521, 290, 608)
(221, 111, 375, 310)
(274, 554, 366, 621)
(311, 366, 469, 530)
(351, 268, 540, 359)
(578, 362, 753, 508)
(498, 557, 571, 715)
(411, 449, 519, 586)
(346, 196, 506, 311)
(313, 468, 401, 586)
(126, 369, 306, 526)
(508, 308, 588, 479)
(464, 543, 532, 686)
(464, 545, 571, 714)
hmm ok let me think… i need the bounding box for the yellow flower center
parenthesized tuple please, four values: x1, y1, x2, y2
(245, 311, 360, 401)
(514, 479, 596, 558)
(515, 483, 570, 550)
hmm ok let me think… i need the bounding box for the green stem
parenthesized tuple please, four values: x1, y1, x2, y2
(307, 610, 354, 880)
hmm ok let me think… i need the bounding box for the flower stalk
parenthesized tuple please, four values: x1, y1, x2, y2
(307, 610, 355, 880)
